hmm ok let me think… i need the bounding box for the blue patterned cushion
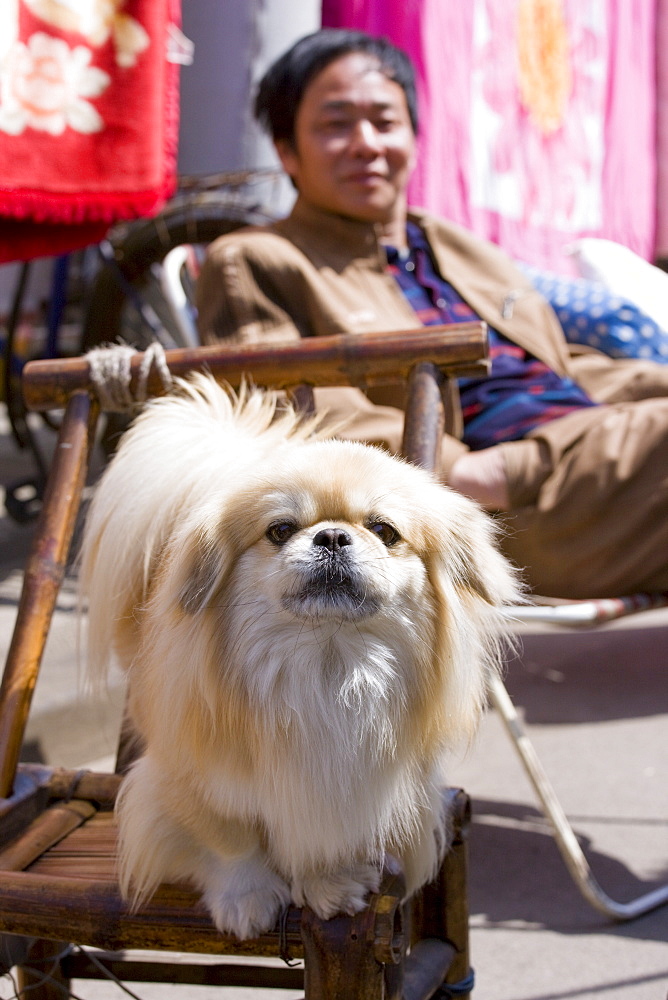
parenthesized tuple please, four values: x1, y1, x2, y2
(518, 263, 668, 363)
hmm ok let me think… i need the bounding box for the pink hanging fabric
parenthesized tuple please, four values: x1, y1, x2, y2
(655, 0, 668, 257)
(322, 0, 657, 272)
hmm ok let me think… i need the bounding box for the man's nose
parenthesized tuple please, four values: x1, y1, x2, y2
(349, 119, 382, 155)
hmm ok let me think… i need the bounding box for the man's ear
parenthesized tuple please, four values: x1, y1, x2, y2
(274, 139, 299, 185)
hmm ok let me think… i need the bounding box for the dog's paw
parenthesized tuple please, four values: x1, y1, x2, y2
(292, 862, 382, 920)
(202, 858, 291, 940)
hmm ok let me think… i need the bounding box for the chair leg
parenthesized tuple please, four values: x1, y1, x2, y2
(300, 860, 405, 1000)
(489, 674, 668, 921)
(16, 939, 71, 1000)
(410, 790, 474, 999)
(300, 907, 398, 1000)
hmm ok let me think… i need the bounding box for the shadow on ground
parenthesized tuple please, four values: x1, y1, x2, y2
(467, 794, 668, 942)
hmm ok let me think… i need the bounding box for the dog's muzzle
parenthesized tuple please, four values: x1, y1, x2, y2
(281, 529, 381, 621)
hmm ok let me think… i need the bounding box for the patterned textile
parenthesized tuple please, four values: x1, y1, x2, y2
(519, 262, 668, 362)
(385, 222, 596, 450)
(0, 0, 184, 263)
(322, 0, 657, 271)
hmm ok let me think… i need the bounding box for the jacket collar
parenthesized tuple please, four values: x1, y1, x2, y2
(275, 198, 389, 267)
(273, 198, 570, 375)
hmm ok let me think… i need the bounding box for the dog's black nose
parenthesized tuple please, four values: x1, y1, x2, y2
(313, 527, 353, 552)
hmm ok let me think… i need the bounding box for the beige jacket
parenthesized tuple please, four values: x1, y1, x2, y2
(197, 197, 668, 501)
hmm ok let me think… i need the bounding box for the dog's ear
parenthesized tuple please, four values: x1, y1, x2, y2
(179, 539, 225, 615)
(173, 492, 265, 616)
(420, 487, 520, 606)
(449, 504, 521, 608)
(421, 490, 522, 744)
(167, 523, 238, 616)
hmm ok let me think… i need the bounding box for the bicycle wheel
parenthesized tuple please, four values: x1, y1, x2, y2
(80, 185, 279, 456)
(81, 188, 278, 352)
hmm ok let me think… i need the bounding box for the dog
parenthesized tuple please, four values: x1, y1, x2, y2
(80, 374, 520, 939)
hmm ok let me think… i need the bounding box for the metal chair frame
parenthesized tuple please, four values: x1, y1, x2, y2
(496, 598, 668, 921)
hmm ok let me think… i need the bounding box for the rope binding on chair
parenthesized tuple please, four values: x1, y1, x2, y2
(85, 341, 173, 412)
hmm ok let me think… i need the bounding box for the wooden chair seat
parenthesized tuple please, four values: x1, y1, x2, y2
(0, 769, 304, 958)
(0, 329, 488, 999)
(0, 767, 467, 961)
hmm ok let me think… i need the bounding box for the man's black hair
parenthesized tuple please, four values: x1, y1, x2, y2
(254, 28, 418, 145)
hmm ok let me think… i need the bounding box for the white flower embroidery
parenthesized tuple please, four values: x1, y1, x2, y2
(0, 33, 110, 135)
(22, 0, 150, 68)
(112, 12, 150, 69)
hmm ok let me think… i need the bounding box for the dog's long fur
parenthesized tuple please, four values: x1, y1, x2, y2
(80, 374, 521, 939)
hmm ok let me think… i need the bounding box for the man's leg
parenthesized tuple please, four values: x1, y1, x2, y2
(497, 399, 668, 598)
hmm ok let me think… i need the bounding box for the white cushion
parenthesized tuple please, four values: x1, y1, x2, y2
(566, 238, 668, 333)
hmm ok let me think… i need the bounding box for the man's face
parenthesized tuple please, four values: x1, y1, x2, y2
(276, 52, 417, 227)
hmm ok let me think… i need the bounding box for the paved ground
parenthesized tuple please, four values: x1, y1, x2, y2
(1, 408, 667, 999)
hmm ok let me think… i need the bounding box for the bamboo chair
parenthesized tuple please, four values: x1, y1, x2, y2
(0, 324, 488, 1000)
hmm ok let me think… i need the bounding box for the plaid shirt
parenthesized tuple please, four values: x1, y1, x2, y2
(385, 222, 596, 449)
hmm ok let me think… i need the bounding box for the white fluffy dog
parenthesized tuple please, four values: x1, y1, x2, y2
(80, 374, 520, 940)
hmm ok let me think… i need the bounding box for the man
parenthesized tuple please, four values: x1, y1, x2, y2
(197, 28, 668, 598)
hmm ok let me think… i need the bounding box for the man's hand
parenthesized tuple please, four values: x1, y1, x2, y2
(448, 448, 510, 511)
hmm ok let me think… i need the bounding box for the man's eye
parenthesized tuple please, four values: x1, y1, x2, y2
(266, 522, 299, 546)
(367, 521, 401, 547)
(319, 115, 349, 128)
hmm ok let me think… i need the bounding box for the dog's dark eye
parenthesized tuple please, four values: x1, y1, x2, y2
(367, 521, 401, 547)
(266, 521, 299, 546)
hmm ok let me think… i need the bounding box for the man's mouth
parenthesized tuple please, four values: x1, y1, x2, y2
(344, 171, 386, 184)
